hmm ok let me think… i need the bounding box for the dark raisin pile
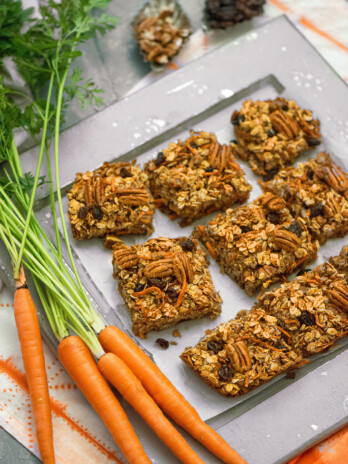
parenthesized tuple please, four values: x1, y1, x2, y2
(296, 268, 312, 277)
(298, 311, 315, 327)
(134, 282, 145, 292)
(179, 238, 194, 252)
(231, 113, 245, 126)
(287, 220, 303, 237)
(155, 151, 165, 166)
(262, 166, 279, 181)
(120, 167, 132, 178)
(218, 365, 233, 381)
(310, 203, 325, 218)
(267, 211, 281, 225)
(92, 205, 103, 220)
(205, 0, 266, 29)
(78, 206, 89, 219)
(148, 278, 166, 289)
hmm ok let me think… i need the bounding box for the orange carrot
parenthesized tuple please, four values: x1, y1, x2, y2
(98, 353, 205, 464)
(14, 275, 55, 464)
(98, 326, 247, 464)
(58, 335, 151, 464)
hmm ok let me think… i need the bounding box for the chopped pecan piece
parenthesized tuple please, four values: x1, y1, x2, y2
(173, 252, 194, 284)
(226, 341, 252, 372)
(115, 188, 151, 206)
(315, 164, 348, 193)
(258, 192, 287, 211)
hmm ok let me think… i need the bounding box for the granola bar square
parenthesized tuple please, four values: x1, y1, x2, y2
(257, 262, 348, 357)
(262, 152, 348, 244)
(180, 307, 304, 397)
(231, 97, 321, 177)
(144, 131, 251, 226)
(111, 236, 222, 335)
(67, 162, 154, 240)
(194, 193, 318, 295)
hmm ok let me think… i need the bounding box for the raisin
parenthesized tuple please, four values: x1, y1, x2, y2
(120, 167, 132, 178)
(134, 283, 145, 292)
(218, 365, 233, 381)
(231, 114, 245, 126)
(92, 205, 103, 220)
(262, 167, 279, 181)
(296, 268, 312, 276)
(148, 278, 166, 289)
(207, 340, 224, 353)
(190, 142, 198, 148)
(156, 338, 169, 349)
(307, 168, 314, 180)
(267, 128, 275, 137)
(205, 166, 214, 172)
(155, 152, 165, 166)
(285, 370, 296, 379)
(282, 104, 289, 111)
(179, 238, 194, 252)
(167, 287, 178, 299)
(307, 138, 321, 147)
(310, 203, 325, 218)
(230, 139, 238, 144)
(78, 206, 89, 219)
(240, 225, 251, 233)
(287, 221, 302, 237)
(267, 211, 281, 225)
(298, 311, 315, 326)
(277, 345, 289, 352)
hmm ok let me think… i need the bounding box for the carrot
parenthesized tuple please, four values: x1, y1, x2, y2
(14, 272, 55, 464)
(98, 353, 206, 464)
(98, 326, 247, 464)
(58, 335, 151, 464)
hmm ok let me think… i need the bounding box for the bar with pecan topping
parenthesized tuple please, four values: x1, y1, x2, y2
(194, 193, 318, 295)
(262, 152, 348, 244)
(67, 161, 155, 240)
(181, 250, 348, 397)
(231, 97, 321, 177)
(144, 130, 251, 226)
(180, 307, 305, 397)
(110, 236, 222, 335)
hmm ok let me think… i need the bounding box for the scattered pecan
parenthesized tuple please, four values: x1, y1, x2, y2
(270, 110, 300, 139)
(272, 229, 301, 252)
(226, 341, 252, 372)
(84, 176, 105, 207)
(259, 192, 286, 211)
(143, 258, 174, 278)
(113, 247, 139, 269)
(327, 281, 348, 312)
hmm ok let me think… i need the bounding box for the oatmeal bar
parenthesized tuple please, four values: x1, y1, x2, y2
(330, 245, 348, 281)
(262, 152, 348, 244)
(194, 193, 318, 295)
(181, 256, 348, 397)
(67, 161, 154, 240)
(180, 307, 305, 397)
(111, 236, 221, 335)
(257, 262, 348, 357)
(231, 97, 321, 177)
(144, 131, 251, 226)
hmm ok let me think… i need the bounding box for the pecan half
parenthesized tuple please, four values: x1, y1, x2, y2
(143, 258, 174, 278)
(113, 247, 139, 269)
(173, 252, 194, 283)
(272, 229, 302, 252)
(84, 176, 105, 207)
(327, 281, 348, 312)
(115, 187, 151, 206)
(226, 341, 252, 373)
(270, 110, 300, 139)
(315, 164, 348, 193)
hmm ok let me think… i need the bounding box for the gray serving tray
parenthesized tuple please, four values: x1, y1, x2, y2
(5, 15, 348, 464)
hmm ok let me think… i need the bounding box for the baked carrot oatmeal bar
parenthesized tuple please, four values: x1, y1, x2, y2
(67, 161, 154, 240)
(144, 130, 251, 226)
(180, 307, 305, 397)
(194, 193, 318, 296)
(181, 249, 348, 397)
(231, 97, 321, 178)
(262, 152, 348, 244)
(110, 236, 222, 336)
